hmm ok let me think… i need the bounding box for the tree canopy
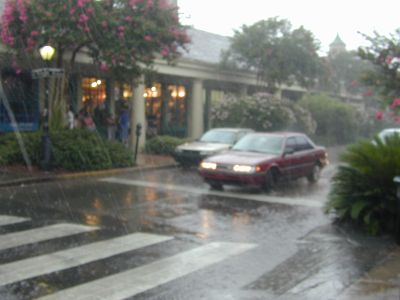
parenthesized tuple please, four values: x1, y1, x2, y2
(358, 29, 400, 105)
(357, 29, 400, 123)
(0, 0, 190, 81)
(221, 17, 321, 92)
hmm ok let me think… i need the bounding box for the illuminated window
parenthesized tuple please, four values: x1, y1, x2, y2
(81, 77, 107, 109)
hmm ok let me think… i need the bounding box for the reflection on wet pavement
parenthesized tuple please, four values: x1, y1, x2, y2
(0, 160, 398, 299)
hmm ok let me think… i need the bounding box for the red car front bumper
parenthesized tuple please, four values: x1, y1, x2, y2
(199, 169, 265, 186)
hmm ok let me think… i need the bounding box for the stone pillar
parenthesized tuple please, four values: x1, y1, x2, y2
(129, 76, 146, 151)
(107, 79, 116, 115)
(204, 88, 212, 131)
(274, 88, 282, 100)
(188, 79, 204, 139)
(239, 84, 248, 98)
(76, 75, 83, 111)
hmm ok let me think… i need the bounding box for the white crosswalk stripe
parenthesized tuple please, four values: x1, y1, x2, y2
(38, 242, 257, 300)
(0, 223, 98, 251)
(0, 214, 30, 226)
(0, 232, 172, 286)
(0, 215, 256, 299)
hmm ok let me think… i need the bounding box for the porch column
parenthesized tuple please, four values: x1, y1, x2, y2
(274, 88, 282, 100)
(129, 76, 146, 151)
(188, 78, 204, 139)
(204, 87, 212, 131)
(239, 84, 248, 98)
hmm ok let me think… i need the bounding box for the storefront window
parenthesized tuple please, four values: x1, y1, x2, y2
(144, 82, 187, 137)
(81, 77, 106, 110)
(168, 85, 186, 128)
(145, 83, 162, 136)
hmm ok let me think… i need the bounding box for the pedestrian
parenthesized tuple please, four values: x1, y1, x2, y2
(106, 112, 117, 140)
(83, 111, 96, 132)
(118, 104, 129, 146)
(67, 106, 75, 129)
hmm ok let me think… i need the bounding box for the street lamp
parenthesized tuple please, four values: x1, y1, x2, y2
(39, 45, 55, 170)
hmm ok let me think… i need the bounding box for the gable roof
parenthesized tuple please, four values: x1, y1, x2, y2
(181, 28, 231, 65)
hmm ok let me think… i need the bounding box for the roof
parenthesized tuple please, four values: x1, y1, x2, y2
(182, 28, 231, 65)
(330, 34, 346, 47)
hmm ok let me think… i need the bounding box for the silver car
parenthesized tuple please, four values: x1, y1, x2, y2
(173, 128, 254, 166)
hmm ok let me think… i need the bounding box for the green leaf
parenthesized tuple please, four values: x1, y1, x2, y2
(351, 200, 368, 219)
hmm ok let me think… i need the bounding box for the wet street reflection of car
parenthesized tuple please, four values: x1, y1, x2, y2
(173, 127, 254, 167)
(199, 132, 329, 190)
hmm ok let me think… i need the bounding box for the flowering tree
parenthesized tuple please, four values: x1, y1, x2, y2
(0, 0, 189, 127)
(358, 29, 400, 123)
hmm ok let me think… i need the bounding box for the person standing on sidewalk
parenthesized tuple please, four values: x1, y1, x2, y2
(118, 104, 129, 147)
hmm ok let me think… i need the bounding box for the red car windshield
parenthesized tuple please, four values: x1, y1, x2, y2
(232, 134, 284, 154)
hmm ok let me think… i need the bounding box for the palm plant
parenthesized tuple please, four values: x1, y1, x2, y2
(326, 134, 400, 235)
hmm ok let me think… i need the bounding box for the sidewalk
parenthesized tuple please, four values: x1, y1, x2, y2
(0, 154, 177, 187)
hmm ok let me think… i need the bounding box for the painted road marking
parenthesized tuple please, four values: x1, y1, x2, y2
(0, 223, 98, 251)
(100, 177, 323, 208)
(0, 215, 29, 226)
(39, 241, 257, 300)
(0, 232, 172, 286)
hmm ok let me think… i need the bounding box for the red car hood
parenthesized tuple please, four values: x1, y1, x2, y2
(204, 150, 279, 165)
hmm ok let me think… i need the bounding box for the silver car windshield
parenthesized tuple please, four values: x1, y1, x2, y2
(232, 134, 284, 154)
(199, 130, 237, 144)
(378, 130, 400, 140)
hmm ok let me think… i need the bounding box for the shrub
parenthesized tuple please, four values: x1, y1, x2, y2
(0, 130, 134, 171)
(211, 93, 316, 135)
(0, 131, 41, 166)
(298, 94, 359, 145)
(144, 135, 188, 156)
(325, 135, 400, 235)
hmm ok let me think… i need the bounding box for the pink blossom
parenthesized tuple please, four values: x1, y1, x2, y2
(15, 68, 22, 75)
(146, 0, 154, 9)
(100, 63, 109, 72)
(77, 0, 86, 8)
(159, 0, 172, 9)
(161, 46, 170, 57)
(86, 7, 95, 15)
(144, 35, 152, 42)
(30, 31, 39, 37)
(79, 14, 89, 23)
(390, 98, 400, 109)
(395, 116, 400, 124)
(129, 0, 142, 7)
(101, 21, 108, 29)
(117, 26, 125, 32)
(385, 55, 393, 65)
(362, 89, 373, 97)
(375, 111, 384, 120)
(124, 16, 133, 22)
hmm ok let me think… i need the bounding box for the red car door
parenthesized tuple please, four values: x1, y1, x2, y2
(280, 136, 302, 179)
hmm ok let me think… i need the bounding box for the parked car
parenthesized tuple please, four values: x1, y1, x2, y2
(377, 128, 400, 141)
(173, 128, 254, 166)
(198, 132, 329, 190)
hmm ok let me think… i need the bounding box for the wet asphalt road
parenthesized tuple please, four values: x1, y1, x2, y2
(0, 149, 398, 299)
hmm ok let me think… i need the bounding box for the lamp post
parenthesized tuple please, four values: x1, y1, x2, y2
(39, 45, 55, 170)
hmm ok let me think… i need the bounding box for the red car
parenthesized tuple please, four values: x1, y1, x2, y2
(198, 132, 329, 190)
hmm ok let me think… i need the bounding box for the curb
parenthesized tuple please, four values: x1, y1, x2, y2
(0, 163, 178, 188)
